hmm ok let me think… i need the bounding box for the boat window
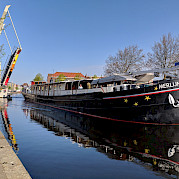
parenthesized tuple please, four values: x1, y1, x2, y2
(113, 87, 117, 92)
(131, 85, 136, 89)
(101, 84, 107, 87)
(54, 85, 57, 90)
(79, 82, 86, 89)
(139, 84, 145, 88)
(92, 85, 97, 88)
(127, 85, 130, 90)
(76, 80, 93, 89)
(49, 85, 52, 90)
(87, 82, 91, 89)
(72, 81, 78, 90)
(65, 82, 72, 90)
(58, 84, 61, 89)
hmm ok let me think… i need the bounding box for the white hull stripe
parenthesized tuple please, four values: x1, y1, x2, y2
(103, 88, 179, 100)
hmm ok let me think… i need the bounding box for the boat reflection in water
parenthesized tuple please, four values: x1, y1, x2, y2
(28, 105, 179, 178)
(0, 99, 18, 152)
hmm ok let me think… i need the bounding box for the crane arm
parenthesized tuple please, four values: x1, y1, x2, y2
(0, 5, 11, 35)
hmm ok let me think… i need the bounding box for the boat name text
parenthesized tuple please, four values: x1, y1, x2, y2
(159, 82, 179, 89)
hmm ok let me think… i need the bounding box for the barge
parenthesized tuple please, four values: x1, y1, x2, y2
(22, 67, 179, 124)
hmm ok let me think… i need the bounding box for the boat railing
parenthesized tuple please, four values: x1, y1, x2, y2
(34, 86, 114, 96)
(32, 84, 145, 96)
(32, 82, 156, 96)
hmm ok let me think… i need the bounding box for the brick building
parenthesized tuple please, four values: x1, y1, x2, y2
(47, 72, 85, 83)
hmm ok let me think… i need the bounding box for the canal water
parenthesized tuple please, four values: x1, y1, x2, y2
(0, 94, 179, 179)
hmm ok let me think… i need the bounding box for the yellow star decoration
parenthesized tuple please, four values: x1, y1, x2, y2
(145, 148, 150, 154)
(153, 159, 157, 165)
(145, 96, 151, 101)
(134, 102, 138, 106)
(154, 86, 158, 90)
(133, 140, 137, 145)
(124, 99, 128, 103)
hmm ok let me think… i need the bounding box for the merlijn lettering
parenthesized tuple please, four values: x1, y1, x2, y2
(159, 82, 179, 89)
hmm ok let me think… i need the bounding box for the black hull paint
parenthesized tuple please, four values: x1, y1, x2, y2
(22, 79, 179, 124)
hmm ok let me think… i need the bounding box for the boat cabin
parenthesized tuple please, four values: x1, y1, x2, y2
(91, 75, 138, 91)
(25, 66, 179, 97)
(29, 71, 179, 97)
(29, 74, 142, 96)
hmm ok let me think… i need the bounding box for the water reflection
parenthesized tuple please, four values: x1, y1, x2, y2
(0, 98, 18, 151)
(23, 104, 179, 178)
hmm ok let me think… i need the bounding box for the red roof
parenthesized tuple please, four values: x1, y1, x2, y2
(48, 72, 85, 78)
(47, 72, 86, 83)
(22, 83, 28, 87)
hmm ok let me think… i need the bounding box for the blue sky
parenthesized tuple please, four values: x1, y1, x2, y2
(0, 0, 179, 84)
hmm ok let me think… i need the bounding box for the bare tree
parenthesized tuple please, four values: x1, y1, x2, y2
(104, 45, 145, 76)
(147, 33, 179, 69)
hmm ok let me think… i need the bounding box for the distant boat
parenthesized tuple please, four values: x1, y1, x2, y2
(22, 66, 179, 124)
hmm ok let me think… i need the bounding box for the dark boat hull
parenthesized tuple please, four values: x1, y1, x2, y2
(22, 79, 179, 124)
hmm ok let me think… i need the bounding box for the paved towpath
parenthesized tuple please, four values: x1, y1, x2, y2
(0, 131, 31, 179)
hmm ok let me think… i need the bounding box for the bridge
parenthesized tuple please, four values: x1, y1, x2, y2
(0, 5, 22, 86)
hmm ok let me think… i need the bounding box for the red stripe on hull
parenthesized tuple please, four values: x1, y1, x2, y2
(103, 88, 179, 100)
(30, 101, 179, 126)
